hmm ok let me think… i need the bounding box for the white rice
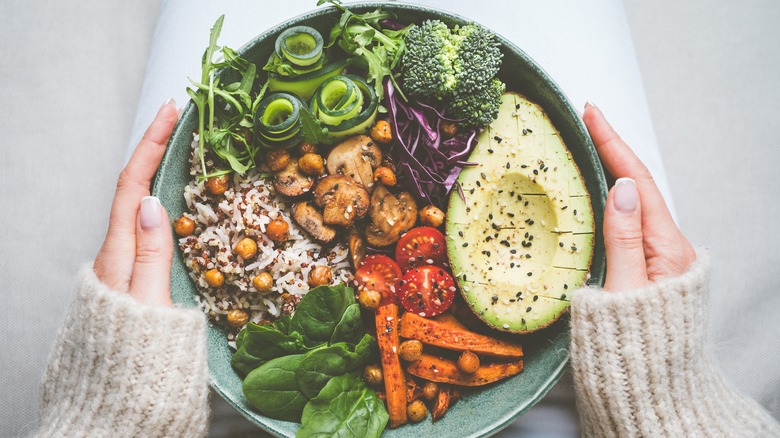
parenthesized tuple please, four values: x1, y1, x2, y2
(178, 135, 352, 340)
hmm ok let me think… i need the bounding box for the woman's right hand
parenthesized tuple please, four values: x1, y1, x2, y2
(583, 102, 697, 291)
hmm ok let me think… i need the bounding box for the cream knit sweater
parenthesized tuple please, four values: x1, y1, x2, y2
(33, 258, 780, 437)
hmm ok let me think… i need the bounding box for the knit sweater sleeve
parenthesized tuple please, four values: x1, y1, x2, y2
(33, 265, 210, 438)
(569, 254, 780, 438)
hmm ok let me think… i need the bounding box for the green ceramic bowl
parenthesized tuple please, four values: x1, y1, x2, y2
(153, 3, 607, 437)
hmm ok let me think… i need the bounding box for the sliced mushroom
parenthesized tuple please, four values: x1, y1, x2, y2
(291, 201, 337, 244)
(313, 175, 370, 227)
(326, 135, 382, 193)
(365, 184, 418, 247)
(348, 231, 367, 268)
(273, 160, 314, 197)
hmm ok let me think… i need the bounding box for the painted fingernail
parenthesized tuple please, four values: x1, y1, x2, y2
(140, 196, 162, 230)
(614, 178, 638, 213)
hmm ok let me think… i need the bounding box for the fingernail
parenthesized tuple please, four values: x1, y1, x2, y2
(161, 98, 176, 109)
(614, 178, 638, 213)
(584, 101, 597, 111)
(140, 196, 162, 230)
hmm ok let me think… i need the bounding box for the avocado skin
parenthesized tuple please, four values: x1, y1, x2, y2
(446, 92, 595, 334)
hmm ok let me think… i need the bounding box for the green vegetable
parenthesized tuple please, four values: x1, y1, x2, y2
(276, 26, 325, 67)
(448, 78, 506, 129)
(330, 303, 364, 345)
(235, 278, 385, 434)
(289, 283, 355, 347)
(297, 374, 389, 438)
(267, 57, 350, 101)
(317, 0, 410, 100)
(308, 74, 379, 143)
(243, 354, 310, 422)
(187, 15, 267, 178)
(296, 334, 375, 398)
(231, 319, 309, 377)
(401, 19, 504, 128)
(254, 92, 307, 149)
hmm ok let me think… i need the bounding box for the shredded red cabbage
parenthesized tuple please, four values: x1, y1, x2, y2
(384, 79, 481, 209)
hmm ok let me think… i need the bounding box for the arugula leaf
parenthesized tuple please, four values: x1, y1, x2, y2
(299, 106, 330, 145)
(319, 2, 409, 100)
(187, 15, 262, 177)
(297, 373, 388, 438)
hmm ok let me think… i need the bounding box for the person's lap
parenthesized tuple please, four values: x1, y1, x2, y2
(128, 1, 673, 435)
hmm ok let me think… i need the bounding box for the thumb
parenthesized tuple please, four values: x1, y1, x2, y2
(603, 178, 648, 291)
(129, 196, 174, 307)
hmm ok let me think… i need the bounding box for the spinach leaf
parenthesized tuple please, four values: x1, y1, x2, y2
(295, 334, 375, 399)
(297, 373, 388, 438)
(243, 354, 309, 422)
(330, 303, 364, 345)
(289, 284, 354, 347)
(232, 322, 308, 377)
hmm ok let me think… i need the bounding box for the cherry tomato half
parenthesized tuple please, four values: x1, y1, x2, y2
(354, 255, 402, 305)
(395, 226, 448, 272)
(399, 265, 456, 317)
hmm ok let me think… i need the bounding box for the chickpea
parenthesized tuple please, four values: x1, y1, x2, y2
(226, 309, 249, 327)
(457, 351, 480, 374)
(298, 153, 325, 176)
(406, 399, 428, 423)
(419, 205, 445, 228)
(204, 269, 224, 287)
(173, 216, 196, 237)
(266, 217, 290, 242)
(422, 381, 439, 401)
(308, 265, 333, 287)
(252, 272, 274, 294)
(357, 288, 381, 310)
(267, 149, 291, 172)
(398, 340, 423, 362)
(363, 364, 384, 387)
(234, 237, 258, 260)
(441, 120, 458, 139)
(370, 119, 393, 144)
(299, 141, 318, 155)
(206, 174, 230, 196)
(373, 166, 397, 187)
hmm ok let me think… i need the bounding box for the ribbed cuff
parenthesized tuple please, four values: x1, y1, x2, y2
(35, 265, 210, 438)
(570, 253, 780, 438)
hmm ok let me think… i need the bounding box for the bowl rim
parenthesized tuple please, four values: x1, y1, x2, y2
(153, 2, 607, 437)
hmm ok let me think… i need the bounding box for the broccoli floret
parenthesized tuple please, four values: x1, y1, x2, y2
(448, 78, 506, 128)
(401, 20, 457, 100)
(401, 20, 504, 127)
(452, 24, 503, 95)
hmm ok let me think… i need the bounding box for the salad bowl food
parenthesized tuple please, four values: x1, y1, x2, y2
(153, 2, 607, 437)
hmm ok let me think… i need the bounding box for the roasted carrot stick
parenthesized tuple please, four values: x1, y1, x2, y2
(376, 304, 407, 428)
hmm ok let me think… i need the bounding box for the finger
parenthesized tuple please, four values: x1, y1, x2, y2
(129, 196, 173, 307)
(95, 100, 178, 291)
(583, 102, 676, 229)
(603, 178, 648, 291)
(583, 102, 696, 278)
(112, 99, 179, 233)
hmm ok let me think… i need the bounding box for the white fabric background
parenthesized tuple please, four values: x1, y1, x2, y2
(1, 1, 778, 437)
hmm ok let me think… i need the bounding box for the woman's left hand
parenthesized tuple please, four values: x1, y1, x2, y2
(93, 100, 178, 307)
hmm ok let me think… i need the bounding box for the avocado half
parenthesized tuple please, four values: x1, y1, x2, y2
(446, 92, 595, 334)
